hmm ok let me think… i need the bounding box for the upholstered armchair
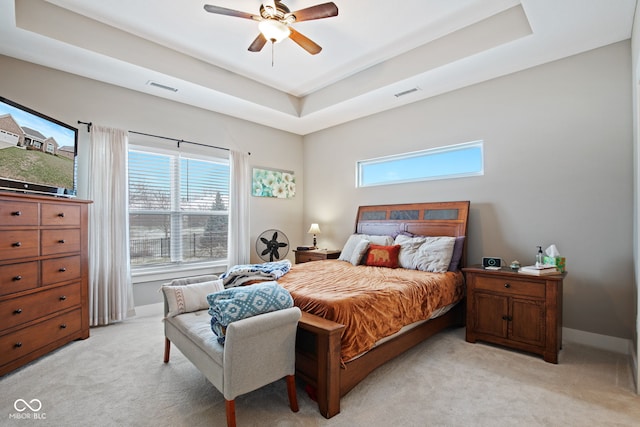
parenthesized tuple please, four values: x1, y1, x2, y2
(162, 276, 301, 427)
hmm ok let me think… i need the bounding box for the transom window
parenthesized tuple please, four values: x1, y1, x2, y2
(128, 146, 230, 268)
(357, 141, 484, 187)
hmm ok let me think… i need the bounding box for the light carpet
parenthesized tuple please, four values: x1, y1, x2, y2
(1, 305, 639, 427)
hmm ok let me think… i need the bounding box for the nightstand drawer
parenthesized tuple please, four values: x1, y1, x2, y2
(475, 275, 545, 298)
(297, 252, 326, 263)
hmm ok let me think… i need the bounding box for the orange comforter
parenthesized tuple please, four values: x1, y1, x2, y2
(277, 260, 465, 362)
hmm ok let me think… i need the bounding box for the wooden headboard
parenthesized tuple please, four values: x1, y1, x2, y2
(355, 201, 469, 238)
(355, 201, 470, 265)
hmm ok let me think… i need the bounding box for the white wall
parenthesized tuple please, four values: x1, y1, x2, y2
(0, 54, 305, 304)
(303, 41, 634, 341)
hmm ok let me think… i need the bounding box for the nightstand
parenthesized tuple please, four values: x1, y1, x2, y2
(463, 266, 565, 363)
(294, 249, 341, 264)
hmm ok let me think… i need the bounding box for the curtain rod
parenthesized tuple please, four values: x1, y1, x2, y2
(77, 121, 249, 155)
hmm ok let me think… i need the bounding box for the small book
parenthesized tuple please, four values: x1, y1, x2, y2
(518, 265, 559, 275)
(296, 246, 314, 251)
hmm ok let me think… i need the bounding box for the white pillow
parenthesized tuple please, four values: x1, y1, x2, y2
(162, 279, 224, 317)
(339, 234, 393, 263)
(338, 234, 366, 262)
(414, 237, 456, 273)
(349, 239, 370, 265)
(395, 235, 427, 269)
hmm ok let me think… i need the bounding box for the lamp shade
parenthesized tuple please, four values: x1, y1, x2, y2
(307, 223, 321, 235)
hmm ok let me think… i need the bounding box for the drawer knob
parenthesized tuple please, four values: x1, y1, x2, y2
(11, 211, 22, 216)
(59, 295, 67, 301)
(12, 242, 22, 247)
(502, 315, 513, 321)
(14, 308, 22, 314)
(59, 267, 67, 272)
(58, 239, 66, 244)
(14, 342, 22, 348)
(60, 324, 67, 329)
(504, 283, 511, 288)
(13, 275, 22, 281)
(58, 212, 65, 218)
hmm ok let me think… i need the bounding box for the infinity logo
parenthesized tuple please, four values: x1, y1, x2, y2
(14, 399, 42, 412)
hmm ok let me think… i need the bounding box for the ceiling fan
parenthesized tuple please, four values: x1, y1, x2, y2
(203, 1, 338, 55)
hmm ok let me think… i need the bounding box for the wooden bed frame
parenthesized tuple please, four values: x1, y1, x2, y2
(293, 201, 470, 418)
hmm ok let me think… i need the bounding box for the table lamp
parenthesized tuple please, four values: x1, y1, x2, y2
(307, 223, 321, 248)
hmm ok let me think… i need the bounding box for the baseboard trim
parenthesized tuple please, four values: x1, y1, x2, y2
(563, 327, 630, 355)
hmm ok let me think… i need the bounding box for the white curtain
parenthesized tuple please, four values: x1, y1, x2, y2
(87, 125, 136, 326)
(227, 150, 250, 266)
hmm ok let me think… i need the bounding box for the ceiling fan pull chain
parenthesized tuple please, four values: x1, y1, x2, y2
(271, 40, 275, 67)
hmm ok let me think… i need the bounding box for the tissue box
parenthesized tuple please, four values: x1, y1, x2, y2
(543, 256, 566, 272)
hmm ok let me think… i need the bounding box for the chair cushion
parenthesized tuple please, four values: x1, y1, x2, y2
(166, 310, 224, 366)
(207, 281, 293, 344)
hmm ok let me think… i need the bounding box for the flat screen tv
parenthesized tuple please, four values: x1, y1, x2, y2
(0, 96, 77, 197)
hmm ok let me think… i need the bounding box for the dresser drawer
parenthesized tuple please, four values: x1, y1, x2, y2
(0, 283, 81, 330)
(41, 255, 81, 285)
(0, 200, 39, 226)
(41, 203, 81, 226)
(0, 262, 39, 296)
(0, 308, 82, 367)
(474, 275, 545, 298)
(0, 230, 39, 260)
(41, 229, 81, 255)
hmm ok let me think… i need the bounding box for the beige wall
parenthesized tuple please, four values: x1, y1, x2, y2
(303, 41, 634, 340)
(0, 54, 305, 303)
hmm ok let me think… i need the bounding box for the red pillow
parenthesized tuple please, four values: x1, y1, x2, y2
(365, 244, 401, 268)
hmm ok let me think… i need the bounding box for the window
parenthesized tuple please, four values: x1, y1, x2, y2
(357, 140, 483, 187)
(128, 146, 230, 268)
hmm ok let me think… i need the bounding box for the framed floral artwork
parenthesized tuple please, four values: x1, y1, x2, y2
(252, 167, 296, 198)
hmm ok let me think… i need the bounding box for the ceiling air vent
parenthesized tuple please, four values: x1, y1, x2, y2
(394, 87, 420, 98)
(146, 80, 178, 92)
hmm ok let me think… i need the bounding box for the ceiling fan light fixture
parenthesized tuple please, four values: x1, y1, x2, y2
(259, 19, 291, 43)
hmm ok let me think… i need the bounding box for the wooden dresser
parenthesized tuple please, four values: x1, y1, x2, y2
(0, 192, 91, 376)
(463, 266, 565, 364)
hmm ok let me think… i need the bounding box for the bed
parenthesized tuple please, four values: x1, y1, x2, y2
(277, 201, 470, 418)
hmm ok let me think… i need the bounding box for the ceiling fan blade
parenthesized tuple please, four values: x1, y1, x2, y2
(248, 33, 268, 52)
(203, 4, 259, 20)
(289, 28, 322, 55)
(290, 2, 338, 22)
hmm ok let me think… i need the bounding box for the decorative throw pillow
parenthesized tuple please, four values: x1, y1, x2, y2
(162, 279, 224, 317)
(207, 281, 293, 344)
(448, 236, 466, 271)
(365, 244, 401, 268)
(414, 237, 456, 273)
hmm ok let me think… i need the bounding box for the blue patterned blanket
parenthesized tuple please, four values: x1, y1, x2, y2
(220, 260, 292, 288)
(207, 281, 293, 344)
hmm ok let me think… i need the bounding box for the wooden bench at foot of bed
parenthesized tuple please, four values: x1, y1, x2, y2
(295, 301, 465, 418)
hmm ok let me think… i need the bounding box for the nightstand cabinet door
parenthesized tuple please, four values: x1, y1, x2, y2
(510, 297, 545, 347)
(473, 292, 508, 338)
